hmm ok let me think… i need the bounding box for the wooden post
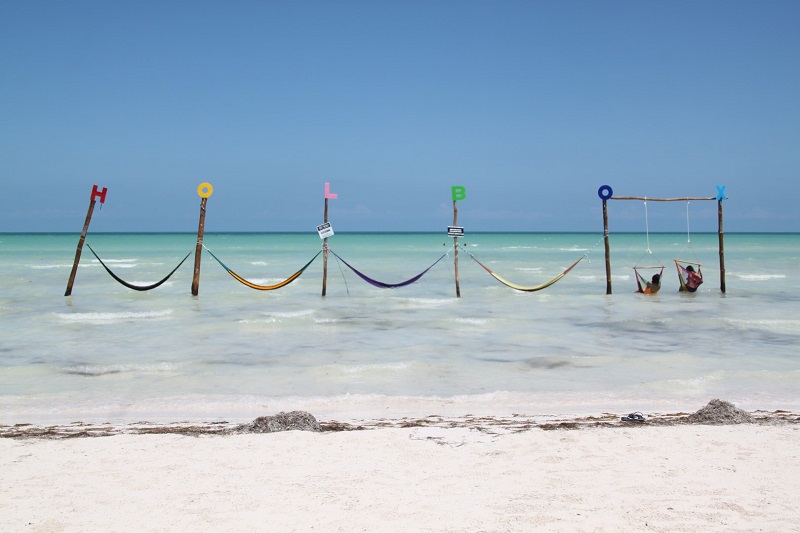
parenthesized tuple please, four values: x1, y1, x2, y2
(718, 199, 726, 293)
(65, 185, 107, 296)
(453, 200, 461, 298)
(322, 197, 329, 297)
(192, 183, 213, 296)
(321, 182, 337, 297)
(602, 198, 612, 295)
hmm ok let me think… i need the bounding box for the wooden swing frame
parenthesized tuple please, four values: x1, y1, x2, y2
(600, 191, 726, 295)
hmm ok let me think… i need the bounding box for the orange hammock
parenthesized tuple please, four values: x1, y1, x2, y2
(466, 251, 585, 292)
(205, 247, 321, 291)
(634, 266, 664, 294)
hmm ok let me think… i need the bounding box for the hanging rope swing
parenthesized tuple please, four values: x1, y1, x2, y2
(633, 198, 664, 294)
(675, 201, 704, 292)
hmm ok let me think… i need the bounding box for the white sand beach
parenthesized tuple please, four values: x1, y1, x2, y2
(3, 409, 799, 532)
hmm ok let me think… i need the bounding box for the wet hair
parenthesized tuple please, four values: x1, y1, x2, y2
(686, 265, 695, 272)
(652, 273, 660, 283)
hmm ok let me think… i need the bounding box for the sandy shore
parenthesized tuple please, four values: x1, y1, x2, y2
(2, 406, 800, 532)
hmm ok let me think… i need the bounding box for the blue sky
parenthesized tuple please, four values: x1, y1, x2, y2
(2, 1, 798, 234)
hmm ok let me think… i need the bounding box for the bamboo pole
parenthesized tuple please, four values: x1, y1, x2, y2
(453, 200, 461, 298)
(322, 197, 329, 297)
(602, 198, 612, 295)
(718, 199, 726, 293)
(191, 184, 213, 296)
(65, 188, 106, 296)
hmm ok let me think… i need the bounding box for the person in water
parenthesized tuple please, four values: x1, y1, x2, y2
(683, 265, 703, 292)
(644, 273, 661, 294)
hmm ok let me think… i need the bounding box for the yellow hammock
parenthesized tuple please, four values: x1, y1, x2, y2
(467, 252, 585, 292)
(205, 247, 321, 291)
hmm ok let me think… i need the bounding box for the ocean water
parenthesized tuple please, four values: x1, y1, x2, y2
(1, 232, 799, 425)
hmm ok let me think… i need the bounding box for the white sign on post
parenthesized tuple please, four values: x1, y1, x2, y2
(447, 226, 465, 237)
(317, 222, 334, 239)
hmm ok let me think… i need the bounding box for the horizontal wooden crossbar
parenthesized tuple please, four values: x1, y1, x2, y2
(609, 196, 717, 201)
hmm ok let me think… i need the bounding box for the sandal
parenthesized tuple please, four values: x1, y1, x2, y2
(620, 412, 646, 422)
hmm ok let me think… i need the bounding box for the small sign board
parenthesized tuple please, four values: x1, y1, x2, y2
(447, 226, 465, 237)
(317, 222, 334, 239)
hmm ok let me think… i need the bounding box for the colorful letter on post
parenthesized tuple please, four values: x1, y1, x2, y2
(451, 186, 466, 202)
(325, 182, 338, 199)
(91, 185, 108, 204)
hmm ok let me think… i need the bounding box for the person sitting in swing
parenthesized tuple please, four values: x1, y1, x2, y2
(683, 265, 703, 292)
(645, 273, 661, 294)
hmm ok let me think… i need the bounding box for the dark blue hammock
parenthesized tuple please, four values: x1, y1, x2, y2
(328, 249, 448, 289)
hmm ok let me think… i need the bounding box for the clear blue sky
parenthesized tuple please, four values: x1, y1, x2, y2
(2, 1, 798, 234)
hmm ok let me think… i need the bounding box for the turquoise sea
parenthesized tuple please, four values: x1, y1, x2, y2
(1, 232, 798, 425)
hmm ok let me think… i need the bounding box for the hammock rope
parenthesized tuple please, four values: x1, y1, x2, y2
(676, 201, 701, 263)
(632, 198, 665, 294)
(643, 198, 652, 254)
(204, 246, 321, 291)
(675, 201, 703, 292)
(327, 248, 448, 289)
(465, 249, 585, 292)
(86, 244, 192, 292)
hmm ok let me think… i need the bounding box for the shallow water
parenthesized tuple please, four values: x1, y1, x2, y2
(1, 232, 799, 424)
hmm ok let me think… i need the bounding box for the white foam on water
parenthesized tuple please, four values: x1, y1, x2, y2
(262, 309, 316, 319)
(29, 264, 83, 269)
(238, 318, 280, 324)
(55, 309, 174, 322)
(720, 317, 800, 330)
(736, 273, 786, 281)
(61, 362, 182, 376)
(90, 258, 137, 264)
(397, 297, 452, 307)
(454, 317, 489, 326)
(326, 361, 410, 375)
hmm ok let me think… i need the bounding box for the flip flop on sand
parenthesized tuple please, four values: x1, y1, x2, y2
(620, 412, 646, 422)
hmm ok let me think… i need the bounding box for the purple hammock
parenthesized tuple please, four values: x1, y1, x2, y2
(328, 249, 448, 289)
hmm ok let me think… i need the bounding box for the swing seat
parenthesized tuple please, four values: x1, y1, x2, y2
(675, 260, 703, 292)
(634, 265, 664, 294)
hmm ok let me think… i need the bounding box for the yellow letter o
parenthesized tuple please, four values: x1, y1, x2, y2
(197, 182, 214, 198)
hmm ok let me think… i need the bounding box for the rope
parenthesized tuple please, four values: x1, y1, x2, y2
(686, 201, 691, 243)
(643, 198, 652, 254)
(329, 248, 350, 295)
